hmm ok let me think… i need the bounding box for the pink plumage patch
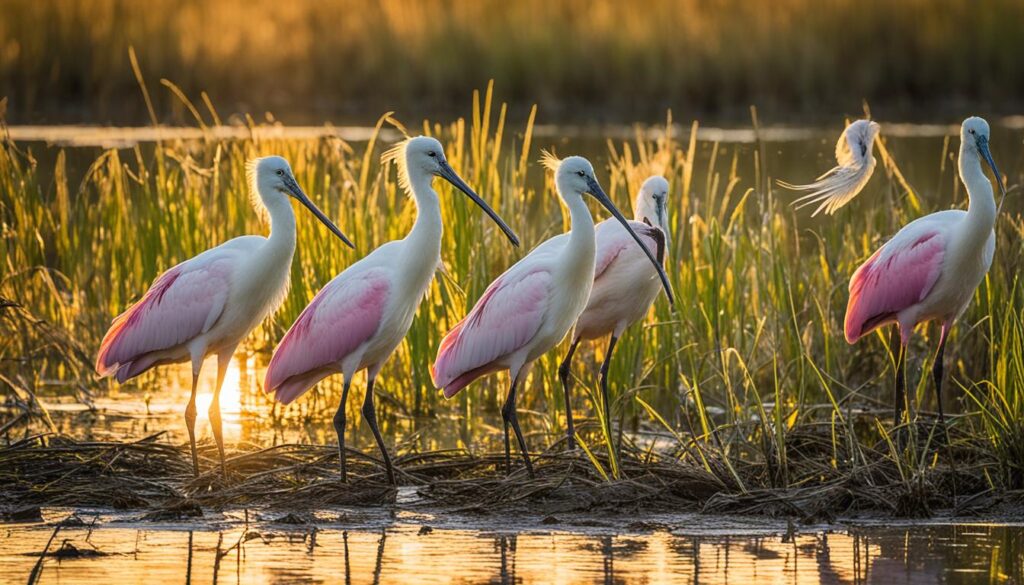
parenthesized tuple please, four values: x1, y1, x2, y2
(592, 219, 661, 280)
(264, 270, 390, 404)
(432, 269, 549, 396)
(844, 231, 945, 343)
(96, 267, 182, 375)
(95, 252, 234, 380)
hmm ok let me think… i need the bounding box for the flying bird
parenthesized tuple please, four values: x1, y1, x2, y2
(556, 175, 671, 450)
(264, 136, 519, 485)
(96, 156, 353, 476)
(780, 119, 880, 216)
(432, 153, 673, 476)
(844, 117, 1005, 433)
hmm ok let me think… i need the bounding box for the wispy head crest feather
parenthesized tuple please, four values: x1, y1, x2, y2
(245, 157, 270, 224)
(540, 150, 562, 173)
(778, 119, 880, 217)
(382, 139, 412, 194)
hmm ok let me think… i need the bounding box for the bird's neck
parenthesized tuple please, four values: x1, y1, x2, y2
(634, 197, 653, 223)
(959, 147, 997, 244)
(562, 192, 597, 271)
(404, 175, 444, 271)
(265, 195, 298, 258)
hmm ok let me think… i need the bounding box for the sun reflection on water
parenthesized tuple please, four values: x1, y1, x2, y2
(194, 356, 244, 442)
(4, 520, 1021, 584)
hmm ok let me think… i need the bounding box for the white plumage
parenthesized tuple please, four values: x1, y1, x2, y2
(432, 154, 672, 476)
(264, 137, 519, 485)
(556, 175, 670, 450)
(96, 156, 353, 476)
(843, 116, 1004, 433)
(780, 119, 880, 216)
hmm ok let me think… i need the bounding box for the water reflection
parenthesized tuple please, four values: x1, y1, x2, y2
(37, 354, 512, 455)
(5, 520, 1020, 584)
(193, 357, 244, 443)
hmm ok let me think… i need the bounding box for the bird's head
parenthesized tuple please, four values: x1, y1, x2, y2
(961, 116, 1006, 199)
(543, 153, 599, 200)
(541, 151, 675, 306)
(383, 136, 519, 246)
(248, 156, 354, 248)
(962, 116, 990, 147)
(635, 175, 671, 239)
(251, 156, 297, 198)
(400, 136, 448, 183)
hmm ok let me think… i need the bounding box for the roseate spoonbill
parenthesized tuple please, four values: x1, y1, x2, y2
(556, 175, 670, 450)
(432, 153, 674, 476)
(780, 119, 880, 216)
(96, 156, 353, 476)
(844, 117, 1005, 431)
(264, 136, 519, 485)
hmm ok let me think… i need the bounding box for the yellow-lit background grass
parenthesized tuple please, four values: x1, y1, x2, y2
(2, 0, 1022, 124)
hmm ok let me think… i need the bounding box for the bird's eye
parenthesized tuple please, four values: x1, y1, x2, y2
(276, 169, 284, 176)
(427, 151, 436, 158)
(577, 171, 585, 177)
(969, 129, 975, 135)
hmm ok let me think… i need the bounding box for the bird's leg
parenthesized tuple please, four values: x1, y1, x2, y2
(502, 400, 512, 475)
(932, 323, 959, 497)
(361, 376, 396, 485)
(558, 337, 581, 451)
(333, 378, 351, 482)
(501, 373, 534, 478)
(208, 351, 232, 479)
(184, 370, 200, 477)
(599, 335, 620, 473)
(932, 326, 949, 427)
(598, 335, 619, 449)
(501, 374, 515, 475)
(932, 325, 951, 449)
(894, 341, 908, 449)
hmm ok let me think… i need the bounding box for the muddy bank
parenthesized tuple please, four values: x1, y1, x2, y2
(3, 433, 1022, 524)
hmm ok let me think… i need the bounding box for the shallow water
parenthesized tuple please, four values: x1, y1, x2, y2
(4, 508, 1022, 584)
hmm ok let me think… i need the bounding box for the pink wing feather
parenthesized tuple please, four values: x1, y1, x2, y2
(432, 268, 550, 398)
(265, 269, 389, 404)
(593, 219, 663, 280)
(95, 252, 235, 380)
(844, 230, 946, 343)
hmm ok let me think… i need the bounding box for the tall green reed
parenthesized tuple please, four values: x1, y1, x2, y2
(2, 89, 1023, 491)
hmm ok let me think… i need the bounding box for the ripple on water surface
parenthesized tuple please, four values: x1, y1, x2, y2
(3, 512, 1022, 584)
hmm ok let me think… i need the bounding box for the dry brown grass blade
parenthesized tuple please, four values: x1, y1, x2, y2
(0, 426, 1001, 520)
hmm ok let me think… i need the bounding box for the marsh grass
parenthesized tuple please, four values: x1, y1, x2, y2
(2, 84, 1024, 511)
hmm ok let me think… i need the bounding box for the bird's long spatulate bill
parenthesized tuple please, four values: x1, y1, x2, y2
(655, 201, 672, 251)
(285, 176, 355, 249)
(588, 178, 675, 306)
(979, 138, 1008, 210)
(439, 162, 520, 247)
